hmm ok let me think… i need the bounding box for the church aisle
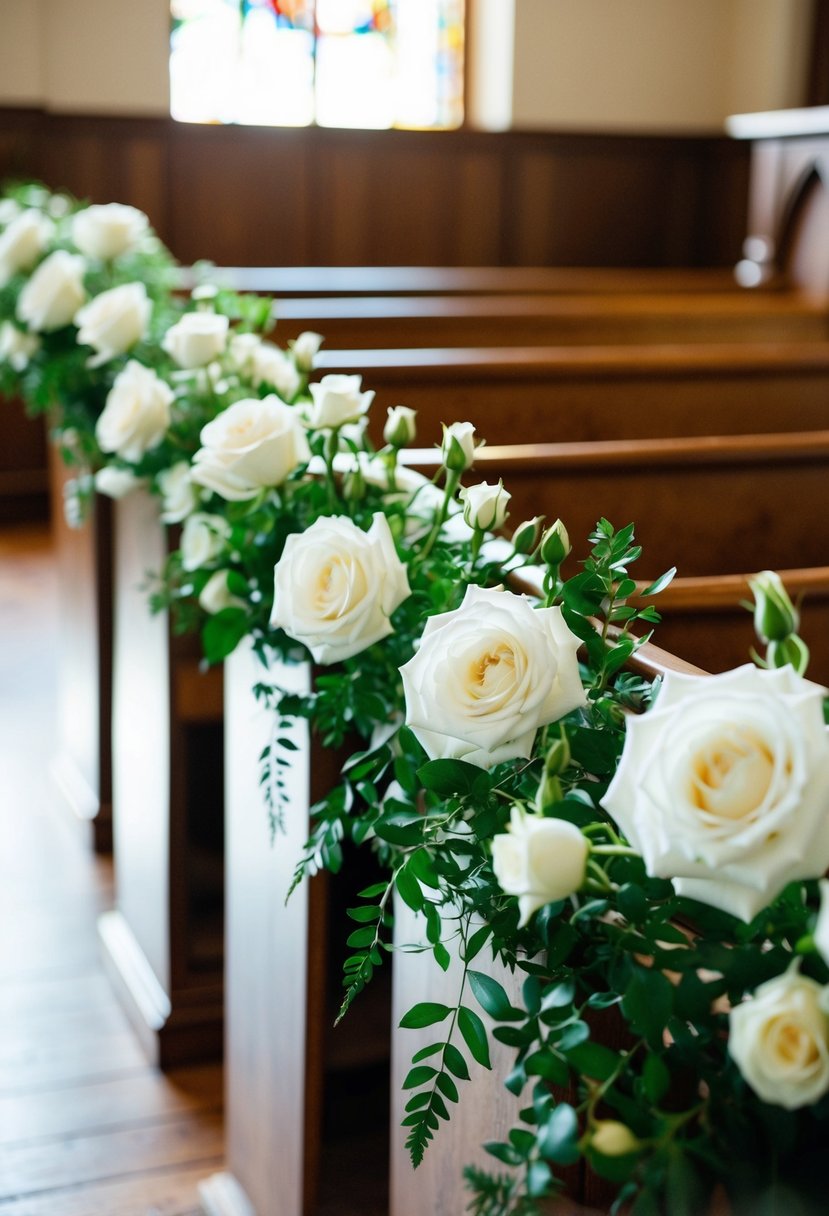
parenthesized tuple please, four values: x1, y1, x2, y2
(0, 525, 223, 1216)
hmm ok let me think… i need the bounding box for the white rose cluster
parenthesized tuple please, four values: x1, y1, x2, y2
(270, 513, 410, 665)
(180, 512, 231, 572)
(400, 585, 586, 770)
(602, 665, 829, 922)
(191, 395, 310, 501)
(0, 322, 39, 371)
(163, 312, 229, 369)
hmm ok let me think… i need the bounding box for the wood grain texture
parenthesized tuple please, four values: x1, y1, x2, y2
(0, 525, 224, 1214)
(0, 108, 749, 271)
(317, 340, 829, 448)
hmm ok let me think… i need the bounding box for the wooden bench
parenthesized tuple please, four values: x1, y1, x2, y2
(273, 290, 829, 349)
(98, 488, 224, 1067)
(202, 636, 701, 1216)
(634, 566, 829, 687)
(48, 451, 113, 853)
(403, 431, 829, 579)
(316, 342, 829, 448)
(177, 264, 748, 299)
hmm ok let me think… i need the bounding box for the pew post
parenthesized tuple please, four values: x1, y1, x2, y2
(98, 487, 224, 1068)
(200, 639, 329, 1216)
(48, 445, 114, 854)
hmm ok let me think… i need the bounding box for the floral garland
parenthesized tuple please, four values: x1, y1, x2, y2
(3, 184, 829, 1216)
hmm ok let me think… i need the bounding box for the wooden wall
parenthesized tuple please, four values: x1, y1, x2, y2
(0, 108, 750, 269)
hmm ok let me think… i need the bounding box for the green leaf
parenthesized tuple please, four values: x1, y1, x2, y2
(564, 1041, 621, 1081)
(346, 927, 375, 948)
(411, 1042, 442, 1064)
(524, 1048, 570, 1086)
(622, 969, 674, 1048)
(640, 567, 677, 597)
(462, 924, 492, 963)
(458, 1004, 492, 1069)
(443, 1043, 470, 1080)
(436, 1071, 459, 1103)
(538, 1103, 580, 1165)
(399, 1002, 453, 1029)
(642, 1052, 670, 1105)
(202, 607, 249, 663)
(403, 1065, 437, 1088)
(396, 865, 424, 912)
(417, 758, 489, 798)
(526, 1160, 553, 1197)
(433, 942, 451, 973)
(347, 905, 382, 923)
(467, 971, 522, 1022)
(557, 1020, 590, 1051)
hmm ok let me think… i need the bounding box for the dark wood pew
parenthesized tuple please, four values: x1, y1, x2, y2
(98, 488, 224, 1067)
(317, 341, 829, 447)
(404, 431, 829, 579)
(0, 398, 48, 524)
(48, 450, 113, 853)
(634, 566, 829, 687)
(274, 290, 829, 349)
(203, 637, 700, 1216)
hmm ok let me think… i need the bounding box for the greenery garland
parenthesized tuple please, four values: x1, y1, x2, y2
(2, 183, 829, 1216)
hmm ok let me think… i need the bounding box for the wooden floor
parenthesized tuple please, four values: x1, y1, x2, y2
(0, 525, 223, 1216)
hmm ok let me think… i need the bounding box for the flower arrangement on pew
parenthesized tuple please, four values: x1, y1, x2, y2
(0, 183, 325, 530)
(6, 183, 829, 1216)
(149, 341, 829, 1214)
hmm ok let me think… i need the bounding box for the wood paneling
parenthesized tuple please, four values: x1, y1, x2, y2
(0, 107, 749, 271)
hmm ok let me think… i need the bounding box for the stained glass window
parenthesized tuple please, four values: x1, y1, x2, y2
(170, 0, 465, 129)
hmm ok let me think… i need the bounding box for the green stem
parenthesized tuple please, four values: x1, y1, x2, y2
(416, 468, 461, 564)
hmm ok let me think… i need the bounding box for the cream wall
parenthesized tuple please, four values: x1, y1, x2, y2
(0, 0, 815, 130)
(0, 0, 169, 116)
(511, 0, 814, 132)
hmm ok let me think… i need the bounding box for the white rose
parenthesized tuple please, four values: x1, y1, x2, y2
(199, 569, 245, 615)
(95, 360, 173, 462)
(158, 461, 199, 524)
(16, 250, 86, 332)
(229, 332, 262, 375)
(270, 512, 411, 665)
(491, 806, 588, 925)
(180, 512, 231, 572)
(75, 282, 151, 366)
(0, 199, 22, 226)
(191, 395, 310, 502)
(400, 585, 587, 770)
(163, 312, 229, 369)
(0, 209, 53, 288)
(72, 204, 149, 261)
(0, 322, 39, 371)
(459, 480, 510, 531)
(290, 330, 323, 371)
(384, 405, 417, 448)
(729, 966, 829, 1109)
(306, 374, 374, 430)
(251, 342, 302, 401)
(441, 421, 478, 471)
(94, 466, 144, 499)
(601, 665, 829, 922)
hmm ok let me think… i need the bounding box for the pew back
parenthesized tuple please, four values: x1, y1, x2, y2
(317, 342, 829, 446)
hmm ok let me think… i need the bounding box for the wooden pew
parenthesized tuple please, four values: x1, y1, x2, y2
(316, 341, 829, 447)
(273, 290, 829, 349)
(98, 488, 224, 1067)
(634, 566, 829, 687)
(0, 397, 48, 524)
(202, 637, 700, 1216)
(404, 431, 829, 579)
(177, 265, 747, 299)
(48, 450, 113, 853)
